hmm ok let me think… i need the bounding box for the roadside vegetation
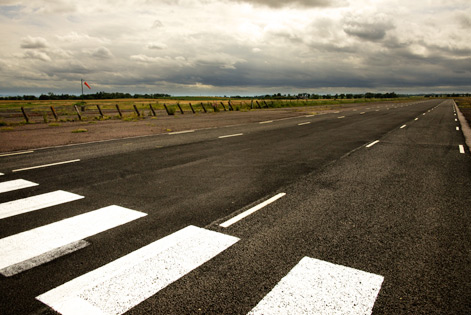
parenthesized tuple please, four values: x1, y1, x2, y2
(454, 97, 471, 125)
(0, 94, 433, 126)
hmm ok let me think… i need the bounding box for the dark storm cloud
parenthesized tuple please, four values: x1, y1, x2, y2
(343, 20, 394, 42)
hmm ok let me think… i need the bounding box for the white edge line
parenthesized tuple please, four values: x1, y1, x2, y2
(459, 145, 465, 154)
(168, 130, 195, 135)
(366, 140, 380, 148)
(218, 133, 243, 139)
(0, 150, 34, 158)
(220, 193, 286, 228)
(12, 159, 81, 173)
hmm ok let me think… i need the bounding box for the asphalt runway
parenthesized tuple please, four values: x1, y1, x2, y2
(1, 99, 469, 314)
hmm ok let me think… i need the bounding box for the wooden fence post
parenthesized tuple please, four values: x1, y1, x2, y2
(228, 100, 234, 111)
(177, 103, 184, 114)
(116, 104, 122, 118)
(164, 104, 171, 115)
(50, 106, 58, 121)
(189, 103, 196, 114)
(200, 102, 207, 113)
(133, 104, 140, 117)
(96, 105, 104, 118)
(220, 102, 227, 111)
(149, 104, 156, 116)
(21, 107, 29, 123)
(74, 105, 82, 120)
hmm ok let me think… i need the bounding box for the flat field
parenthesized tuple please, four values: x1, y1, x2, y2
(0, 97, 420, 125)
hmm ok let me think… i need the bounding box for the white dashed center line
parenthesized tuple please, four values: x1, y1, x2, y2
(298, 122, 311, 126)
(220, 193, 286, 228)
(12, 159, 80, 173)
(400, 125, 406, 129)
(0, 151, 34, 158)
(366, 140, 380, 148)
(459, 145, 465, 154)
(218, 133, 243, 139)
(168, 130, 195, 135)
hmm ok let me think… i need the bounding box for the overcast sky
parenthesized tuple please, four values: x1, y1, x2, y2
(0, 0, 470, 96)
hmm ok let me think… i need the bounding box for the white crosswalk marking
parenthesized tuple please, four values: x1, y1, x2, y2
(37, 225, 240, 315)
(0, 179, 38, 193)
(0, 206, 146, 275)
(0, 190, 84, 220)
(248, 257, 384, 315)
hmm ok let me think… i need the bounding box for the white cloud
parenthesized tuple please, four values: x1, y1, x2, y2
(20, 36, 48, 49)
(23, 50, 51, 62)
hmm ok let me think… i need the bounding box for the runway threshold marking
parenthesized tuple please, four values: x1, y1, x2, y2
(248, 257, 384, 315)
(219, 133, 243, 139)
(0, 151, 34, 158)
(366, 140, 380, 148)
(220, 193, 286, 228)
(37, 225, 239, 315)
(12, 159, 80, 173)
(459, 145, 465, 154)
(0, 179, 38, 194)
(0, 190, 84, 220)
(0, 206, 146, 276)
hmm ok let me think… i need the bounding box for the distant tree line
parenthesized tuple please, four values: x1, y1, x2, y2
(233, 92, 401, 99)
(0, 92, 171, 101)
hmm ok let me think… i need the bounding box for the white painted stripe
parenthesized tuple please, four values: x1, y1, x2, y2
(455, 118, 458, 122)
(298, 122, 311, 126)
(400, 125, 406, 129)
(0, 190, 84, 220)
(456, 127, 460, 131)
(0, 150, 34, 157)
(168, 130, 195, 135)
(459, 145, 465, 154)
(415, 118, 419, 121)
(218, 133, 243, 139)
(0, 206, 146, 272)
(366, 140, 380, 148)
(220, 193, 286, 228)
(2, 240, 90, 277)
(360, 112, 366, 115)
(304, 114, 315, 117)
(12, 159, 80, 173)
(0, 179, 38, 194)
(248, 257, 384, 315)
(423, 113, 426, 115)
(260, 120, 273, 124)
(0, 173, 4, 176)
(337, 116, 345, 119)
(37, 225, 239, 315)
